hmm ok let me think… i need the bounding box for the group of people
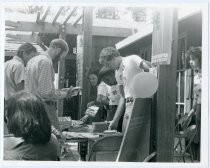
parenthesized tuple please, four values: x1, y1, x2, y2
(4, 39, 79, 160)
(4, 37, 202, 161)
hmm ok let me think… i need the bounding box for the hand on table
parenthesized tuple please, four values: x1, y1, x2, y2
(80, 115, 89, 123)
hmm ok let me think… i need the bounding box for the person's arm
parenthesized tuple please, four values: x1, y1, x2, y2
(13, 63, 25, 92)
(188, 94, 198, 117)
(37, 60, 66, 100)
(96, 94, 109, 105)
(140, 60, 152, 71)
(94, 82, 109, 106)
(108, 85, 125, 130)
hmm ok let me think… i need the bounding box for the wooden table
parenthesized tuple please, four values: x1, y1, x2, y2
(61, 120, 122, 161)
(62, 124, 100, 161)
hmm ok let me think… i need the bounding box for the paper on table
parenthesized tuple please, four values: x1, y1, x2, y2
(63, 131, 100, 140)
(85, 106, 99, 117)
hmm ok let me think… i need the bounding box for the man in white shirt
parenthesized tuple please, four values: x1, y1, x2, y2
(99, 47, 151, 133)
(4, 43, 37, 101)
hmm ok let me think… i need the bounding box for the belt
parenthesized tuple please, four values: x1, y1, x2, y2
(125, 97, 134, 103)
(45, 100, 56, 105)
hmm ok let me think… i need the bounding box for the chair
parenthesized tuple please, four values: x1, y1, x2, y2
(174, 124, 197, 162)
(143, 152, 157, 162)
(88, 134, 123, 161)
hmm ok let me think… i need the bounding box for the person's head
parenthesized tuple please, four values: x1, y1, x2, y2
(98, 66, 117, 86)
(88, 69, 99, 87)
(99, 47, 121, 70)
(5, 91, 51, 145)
(17, 43, 37, 65)
(186, 46, 202, 70)
(48, 39, 69, 62)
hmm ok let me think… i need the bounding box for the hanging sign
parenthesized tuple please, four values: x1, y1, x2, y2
(151, 8, 174, 66)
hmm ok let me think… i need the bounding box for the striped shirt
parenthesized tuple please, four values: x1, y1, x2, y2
(4, 56, 25, 100)
(25, 52, 66, 100)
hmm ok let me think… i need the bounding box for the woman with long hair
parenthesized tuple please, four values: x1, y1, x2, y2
(4, 91, 60, 160)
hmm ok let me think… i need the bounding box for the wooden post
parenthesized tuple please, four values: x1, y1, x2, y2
(153, 9, 178, 162)
(57, 24, 66, 117)
(79, 7, 93, 118)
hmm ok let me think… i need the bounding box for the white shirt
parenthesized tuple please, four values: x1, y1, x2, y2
(97, 81, 110, 97)
(108, 84, 120, 105)
(4, 56, 25, 100)
(115, 55, 143, 99)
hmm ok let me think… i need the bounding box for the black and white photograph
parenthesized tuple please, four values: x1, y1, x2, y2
(1, 1, 209, 167)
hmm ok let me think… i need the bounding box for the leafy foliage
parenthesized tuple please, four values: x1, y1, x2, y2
(96, 7, 120, 20)
(5, 6, 44, 14)
(126, 7, 147, 22)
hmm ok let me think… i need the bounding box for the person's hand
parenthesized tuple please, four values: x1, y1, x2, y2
(59, 132, 66, 145)
(87, 101, 95, 108)
(80, 115, 89, 123)
(108, 119, 119, 130)
(66, 86, 81, 99)
(51, 126, 66, 145)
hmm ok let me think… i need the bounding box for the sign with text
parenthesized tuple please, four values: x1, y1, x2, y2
(151, 53, 171, 65)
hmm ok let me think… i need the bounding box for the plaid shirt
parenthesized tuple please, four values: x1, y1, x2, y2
(25, 52, 66, 100)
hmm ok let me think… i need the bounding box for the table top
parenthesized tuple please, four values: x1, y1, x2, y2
(63, 131, 100, 140)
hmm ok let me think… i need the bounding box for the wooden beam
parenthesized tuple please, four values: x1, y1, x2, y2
(92, 26, 132, 37)
(52, 7, 64, 24)
(5, 20, 132, 37)
(6, 20, 62, 34)
(5, 20, 18, 27)
(80, 7, 93, 118)
(5, 28, 16, 31)
(41, 6, 51, 22)
(72, 13, 83, 26)
(57, 25, 66, 117)
(154, 9, 178, 162)
(6, 33, 41, 43)
(36, 11, 41, 23)
(5, 51, 17, 57)
(63, 7, 77, 25)
(115, 25, 153, 50)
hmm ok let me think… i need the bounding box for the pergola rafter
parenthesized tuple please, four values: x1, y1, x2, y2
(63, 7, 78, 25)
(52, 7, 64, 24)
(36, 11, 41, 23)
(41, 6, 51, 22)
(72, 13, 83, 26)
(5, 20, 132, 37)
(6, 33, 41, 43)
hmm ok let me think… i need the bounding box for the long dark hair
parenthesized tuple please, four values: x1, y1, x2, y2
(186, 46, 202, 69)
(98, 66, 115, 84)
(5, 92, 51, 144)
